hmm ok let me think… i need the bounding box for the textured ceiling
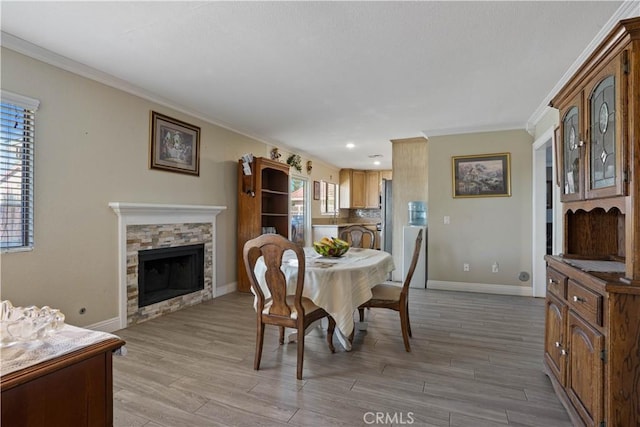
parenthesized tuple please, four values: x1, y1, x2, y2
(0, 1, 627, 169)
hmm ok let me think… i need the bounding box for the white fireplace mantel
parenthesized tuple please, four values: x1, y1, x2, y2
(109, 202, 226, 329)
(109, 202, 226, 225)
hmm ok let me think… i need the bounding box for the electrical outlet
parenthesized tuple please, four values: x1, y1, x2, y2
(444, 216, 450, 224)
(463, 263, 470, 272)
(492, 262, 499, 273)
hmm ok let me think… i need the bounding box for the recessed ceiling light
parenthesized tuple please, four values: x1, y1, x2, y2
(346, 143, 355, 149)
(374, 160, 381, 165)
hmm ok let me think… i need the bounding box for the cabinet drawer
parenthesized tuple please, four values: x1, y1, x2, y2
(567, 280, 602, 326)
(546, 268, 567, 299)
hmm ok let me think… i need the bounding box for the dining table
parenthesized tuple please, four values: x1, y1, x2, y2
(252, 246, 395, 350)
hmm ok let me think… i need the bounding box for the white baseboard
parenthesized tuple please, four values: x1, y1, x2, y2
(216, 281, 237, 296)
(427, 280, 533, 297)
(89, 283, 237, 334)
(86, 317, 121, 333)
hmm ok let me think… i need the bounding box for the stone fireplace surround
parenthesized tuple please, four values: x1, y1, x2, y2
(109, 202, 226, 329)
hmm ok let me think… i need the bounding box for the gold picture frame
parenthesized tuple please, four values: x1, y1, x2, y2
(452, 152, 511, 198)
(150, 111, 200, 176)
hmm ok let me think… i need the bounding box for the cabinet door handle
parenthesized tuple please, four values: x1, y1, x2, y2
(572, 295, 585, 303)
(554, 341, 562, 348)
(561, 349, 568, 356)
(548, 278, 557, 285)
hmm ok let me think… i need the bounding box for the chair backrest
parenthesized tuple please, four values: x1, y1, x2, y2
(401, 229, 423, 296)
(339, 225, 375, 249)
(243, 233, 306, 318)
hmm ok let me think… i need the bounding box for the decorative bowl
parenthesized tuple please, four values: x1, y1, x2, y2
(313, 237, 350, 257)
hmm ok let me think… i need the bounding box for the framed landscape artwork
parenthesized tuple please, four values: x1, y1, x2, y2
(313, 181, 321, 200)
(452, 152, 511, 198)
(149, 111, 201, 176)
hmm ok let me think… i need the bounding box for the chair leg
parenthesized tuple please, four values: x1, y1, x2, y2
(358, 307, 365, 322)
(326, 316, 336, 353)
(399, 306, 411, 352)
(255, 321, 265, 370)
(296, 326, 305, 380)
(279, 326, 285, 345)
(406, 306, 412, 338)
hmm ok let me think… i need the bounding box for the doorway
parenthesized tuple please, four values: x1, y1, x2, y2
(532, 127, 562, 298)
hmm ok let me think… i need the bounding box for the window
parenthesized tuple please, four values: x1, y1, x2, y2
(1, 91, 39, 251)
(319, 180, 337, 215)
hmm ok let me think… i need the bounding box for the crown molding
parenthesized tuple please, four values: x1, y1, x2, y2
(0, 31, 275, 147)
(527, 1, 640, 132)
(421, 121, 525, 139)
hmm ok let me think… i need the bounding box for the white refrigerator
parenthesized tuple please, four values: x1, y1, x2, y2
(402, 225, 427, 288)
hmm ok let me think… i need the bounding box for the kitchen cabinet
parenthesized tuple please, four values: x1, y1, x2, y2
(339, 169, 366, 209)
(340, 169, 391, 209)
(543, 17, 640, 427)
(365, 170, 380, 208)
(237, 157, 290, 292)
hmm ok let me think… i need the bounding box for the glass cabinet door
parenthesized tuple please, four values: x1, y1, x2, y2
(589, 75, 616, 189)
(561, 101, 583, 201)
(585, 55, 626, 199)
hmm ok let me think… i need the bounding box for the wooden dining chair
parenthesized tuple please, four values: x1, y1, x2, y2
(339, 225, 375, 249)
(243, 233, 336, 380)
(358, 228, 423, 352)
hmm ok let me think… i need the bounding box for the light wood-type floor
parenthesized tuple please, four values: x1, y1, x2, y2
(112, 289, 572, 427)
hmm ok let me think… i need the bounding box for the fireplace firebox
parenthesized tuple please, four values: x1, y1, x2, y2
(138, 244, 205, 308)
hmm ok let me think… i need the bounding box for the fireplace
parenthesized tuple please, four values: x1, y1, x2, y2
(138, 244, 204, 308)
(109, 202, 226, 328)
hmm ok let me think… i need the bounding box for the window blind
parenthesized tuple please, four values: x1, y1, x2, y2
(1, 91, 39, 251)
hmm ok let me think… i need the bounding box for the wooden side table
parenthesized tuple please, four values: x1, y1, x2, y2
(1, 337, 125, 427)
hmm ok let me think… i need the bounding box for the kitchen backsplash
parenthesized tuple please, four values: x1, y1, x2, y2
(313, 208, 380, 225)
(348, 208, 380, 222)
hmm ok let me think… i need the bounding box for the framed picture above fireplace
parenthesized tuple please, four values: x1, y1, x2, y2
(149, 111, 201, 176)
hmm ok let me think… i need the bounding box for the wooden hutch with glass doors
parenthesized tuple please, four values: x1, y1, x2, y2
(544, 17, 640, 427)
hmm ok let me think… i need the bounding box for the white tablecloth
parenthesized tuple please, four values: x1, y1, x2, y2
(253, 247, 395, 350)
(1, 324, 122, 377)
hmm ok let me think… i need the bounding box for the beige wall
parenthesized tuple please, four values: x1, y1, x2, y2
(427, 130, 534, 289)
(0, 48, 333, 327)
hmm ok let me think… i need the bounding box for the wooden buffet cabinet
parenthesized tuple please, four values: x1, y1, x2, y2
(544, 17, 640, 427)
(1, 337, 125, 426)
(237, 156, 290, 292)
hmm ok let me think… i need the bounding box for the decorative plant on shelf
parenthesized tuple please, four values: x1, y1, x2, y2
(270, 147, 281, 161)
(286, 154, 302, 172)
